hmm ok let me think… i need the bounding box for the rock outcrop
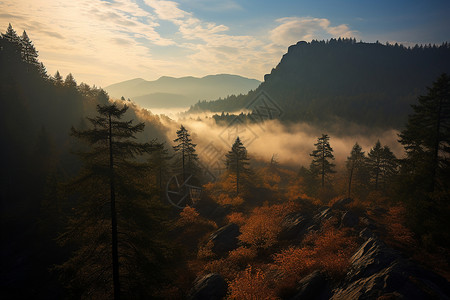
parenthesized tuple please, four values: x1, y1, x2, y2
(209, 223, 240, 256)
(332, 238, 450, 299)
(187, 273, 228, 300)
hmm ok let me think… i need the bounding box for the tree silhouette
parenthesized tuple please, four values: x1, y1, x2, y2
(64, 73, 77, 88)
(149, 142, 172, 191)
(399, 73, 450, 193)
(346, 143, 368, 198)
(59, 103, 159, 299)
(309, 134, 335, 187)
(20, 30, 39, 67)
(53, 71, 63, 86)
(367, 141, 398, 190)
(225, 137, 250, 196)
(2, 23, 20, 43)
(173, 125, 198, 179)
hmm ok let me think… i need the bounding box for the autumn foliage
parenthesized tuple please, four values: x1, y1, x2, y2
(227, 266, 278, 300)
(239, 202, 298, 249)
(271, 221, 358, 292)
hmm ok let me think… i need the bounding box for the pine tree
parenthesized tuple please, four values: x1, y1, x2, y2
(309, 134, 335, 187)
(53, 71, 63, 86)
(399, 73, 450, 193)
(367, 141, 398, 190)
(149, 142, 172, 191)
(58, 103, 167, 298)
(380, 145, 398, 189)
(367, 141, 383, 190)
(20, 30, 39, 66)
(2, 23, 20, 44)
(38, 62, 49, 79)
(225, 137, 250, 196)
(346, 143, 368, 198)
(173, 125, 198, 178)
(64, 73, 77, 88)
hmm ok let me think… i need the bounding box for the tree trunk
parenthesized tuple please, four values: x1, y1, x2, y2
(321, 146, 325, 187)
(109, 112, 120, 300)
(348, 164, 354, 198)
(430, 96, 443, 193)
(236, 154, 239, 196)
(375, 157, 380, 190)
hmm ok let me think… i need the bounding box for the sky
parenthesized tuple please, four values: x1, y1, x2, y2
(1, 0, 449, 87)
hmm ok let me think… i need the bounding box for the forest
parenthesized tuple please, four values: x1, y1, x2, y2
(188, 38, 450, 131)
(1, 24, 450, 299)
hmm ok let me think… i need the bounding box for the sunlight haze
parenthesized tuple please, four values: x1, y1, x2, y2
(1, 0, 448, 87)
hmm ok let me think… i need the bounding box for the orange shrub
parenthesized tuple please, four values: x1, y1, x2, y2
(197, 240, 215, 260)
(177, 205, 199, 224)
(227, 247, 257, 268)
(272, 222, 358, 287)
(272, 247, 317, 285)
(239, 202, 298, 249)
(227, 266, 278, 300)
(203, 258, 238, 280)
(227, 212, 247, 226)
(387, 205, 415, 246)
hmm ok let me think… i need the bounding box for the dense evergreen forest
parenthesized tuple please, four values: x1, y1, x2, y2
(1, 25, 450, 299)
(188, 38, 450, 131)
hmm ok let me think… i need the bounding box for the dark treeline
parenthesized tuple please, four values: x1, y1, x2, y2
(188, 38, 450, 130)
(0, 24, 171, 298)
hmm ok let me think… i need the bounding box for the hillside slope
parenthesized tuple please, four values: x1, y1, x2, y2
(188, 39, 450, 129)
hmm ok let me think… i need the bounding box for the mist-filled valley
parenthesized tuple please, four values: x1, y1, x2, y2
(1, 19, 450, 300)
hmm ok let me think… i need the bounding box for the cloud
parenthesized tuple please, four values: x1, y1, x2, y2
(0, 1, 359, 88)
(181, 0, 242, 12)
(270, 17, 358, 46)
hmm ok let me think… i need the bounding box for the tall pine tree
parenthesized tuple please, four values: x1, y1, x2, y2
(173, 125, 198, 179)
(58, 103, 169, 299)
(367, 140, 398, 190)
(399, 73, 450, 193)
(20, 30, 39, 67)
(346, 143, 368, 198)
(309, 134, 335, 187)
(225, 137, 250, 196)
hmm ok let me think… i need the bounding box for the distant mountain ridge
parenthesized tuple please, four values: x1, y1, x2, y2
(188, 39, 450, 129)
(105, 74, 261, 109)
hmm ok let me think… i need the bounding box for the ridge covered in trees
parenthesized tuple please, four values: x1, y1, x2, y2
(188, 38, 450, 130)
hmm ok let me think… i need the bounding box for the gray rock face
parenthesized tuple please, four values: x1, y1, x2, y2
(332, 238, 450, 299)
(209, 223, 240, 256)
(279, 212, 309, 241)
(341, 210, 359, 228)
(314, 207, 333, 223)
(290, 270, 332, 300)
(187, 273, 227, 300)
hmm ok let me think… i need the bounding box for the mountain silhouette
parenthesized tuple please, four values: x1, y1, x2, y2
(105, 74, 260, 109)
(188, 39, 450, 129)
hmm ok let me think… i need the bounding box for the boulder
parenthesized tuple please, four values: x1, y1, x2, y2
(341, 210, 359, 228)
(209, 223, 240, 256)
(290, 270, 332, 300)
(331, 238, 450, 299)
(279, 212, 309, 241)
(314, 207, 333, 223)
(187, 273, 227, 300)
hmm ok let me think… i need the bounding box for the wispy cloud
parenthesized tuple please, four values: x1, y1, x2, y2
(0, 1, 359, 87)
(270, 17, 358, 46)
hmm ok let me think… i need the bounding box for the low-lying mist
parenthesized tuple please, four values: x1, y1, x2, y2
(158, 113, 404, 172)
